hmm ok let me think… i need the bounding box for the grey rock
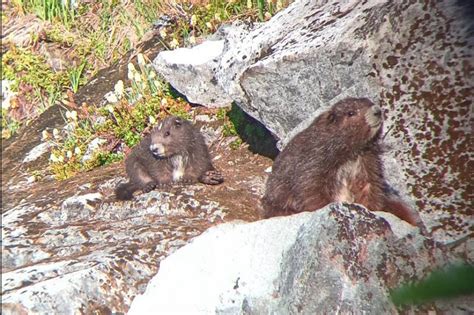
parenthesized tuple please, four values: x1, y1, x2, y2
(153, 0, 473, 243)
(153, 40, 233, 107)
(128, 203, 473, 314)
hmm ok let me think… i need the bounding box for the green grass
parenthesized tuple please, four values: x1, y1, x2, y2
(13, 0, 77, 27)
(4, 0, 293, 177)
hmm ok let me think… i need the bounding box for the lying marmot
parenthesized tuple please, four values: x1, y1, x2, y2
(262, 97, 423, 227)
(115, 116, 223, 200)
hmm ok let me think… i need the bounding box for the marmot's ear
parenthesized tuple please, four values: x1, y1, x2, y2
(327, 112, 337, 124)
(174, 118, 182, 127)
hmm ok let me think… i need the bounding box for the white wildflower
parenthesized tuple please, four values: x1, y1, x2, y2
(65, 110, 78, 121)
(137, 53, 146, 67)
(105, 104, 115, 113)
(104, 92, 118, 103)
(114, 80, 125, 98)
(41, 130, 50, 141)
(53, 128, 61, 139)
(134, 72, 142, 83)
(169, 38, 180, 49)
(190, 14, 197, 26)
(159, 29, 167, 39)
(127, 63, 136, 80)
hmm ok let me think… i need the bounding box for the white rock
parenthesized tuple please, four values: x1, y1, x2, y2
(128, 212, 313, 314)
(23, 142, 52, 163)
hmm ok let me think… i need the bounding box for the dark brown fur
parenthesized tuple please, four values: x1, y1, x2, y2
(115, 116, 223, 200)
(262, 97, 423, 227)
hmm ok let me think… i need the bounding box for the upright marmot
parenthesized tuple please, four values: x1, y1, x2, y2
(115, 116, 223, 200)
(262, 97, 423, 227)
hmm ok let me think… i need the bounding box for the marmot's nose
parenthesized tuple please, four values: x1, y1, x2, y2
(150, 144, 165, 157)
(372, 106, 382, 117)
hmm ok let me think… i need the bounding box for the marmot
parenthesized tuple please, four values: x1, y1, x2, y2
(262, 97, 423, 227)
(115, 116, 223, 200)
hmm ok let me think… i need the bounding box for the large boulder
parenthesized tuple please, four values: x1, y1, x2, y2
(128, 203, 473, 314)
(153, 0, 473, 243)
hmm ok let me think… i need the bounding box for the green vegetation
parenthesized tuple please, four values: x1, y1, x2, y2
(3, 0, 291, 178)
(49, 54, 192, 179)
(12, 0, 77, 27)
(390, 263, 474, 306)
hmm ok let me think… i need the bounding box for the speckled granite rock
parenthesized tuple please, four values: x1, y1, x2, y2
(153, 0, 473, 244)
(128, 203, 473, 314)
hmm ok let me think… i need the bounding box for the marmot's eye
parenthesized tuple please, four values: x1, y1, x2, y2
(347, 111, 356, 117)
(164, 131, 170, 137)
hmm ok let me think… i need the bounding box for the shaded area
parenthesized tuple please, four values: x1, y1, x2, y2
(227, 103, 279, 159)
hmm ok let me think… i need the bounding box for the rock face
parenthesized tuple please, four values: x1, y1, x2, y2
(128, 203, 473, 314)
(153, 0, 473, 243)
(1, 34, 271, 313)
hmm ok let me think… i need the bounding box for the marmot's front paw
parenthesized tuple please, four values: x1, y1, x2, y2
(200, 170, 224, 185)
(143, 181, 157, 193)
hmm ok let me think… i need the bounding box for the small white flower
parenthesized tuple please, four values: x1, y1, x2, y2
(169, 38, 180, 49)
(134, 72, 142, 83)
(50, 153, 59, 162)
(137, 53, 146, 67)
(105, 104, 115, 113)
(66, 150, 73, 159)
(159, 29, 167, 39)
(74, 147, 82, 155)
(190, 15, 197, 26)
(127, 63, 136, 80)
(53, 128, 60, 139)
(41, 130, 50, 141)
(114, 80, 124, 98)
(104, 92, 118, 103)
(189, 36, 196, 44)
(65, 110, 78, 121)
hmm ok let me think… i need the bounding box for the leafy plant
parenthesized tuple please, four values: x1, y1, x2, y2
(390, 263, 474, 306)
(68, 61, 87, 93)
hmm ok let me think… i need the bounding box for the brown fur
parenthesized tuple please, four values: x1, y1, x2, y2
(115, 116, 223, 200)
(262, 97, 423, 227)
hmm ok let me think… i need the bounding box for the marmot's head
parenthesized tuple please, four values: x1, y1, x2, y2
(149, 116, 192, 158)
(319, 97, 383, 148)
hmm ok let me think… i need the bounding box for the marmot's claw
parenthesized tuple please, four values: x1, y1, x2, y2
(143, 181, 157, 193)
(200, 170, 224, 185)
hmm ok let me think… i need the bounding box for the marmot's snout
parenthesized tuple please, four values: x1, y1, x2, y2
(150, 143, 166, 158)
(365, 105, 383, 135)
(372, 105, 382, 118)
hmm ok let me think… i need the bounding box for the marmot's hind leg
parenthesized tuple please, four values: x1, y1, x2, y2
(115, 182, 139, 200)
(199, 169, 224, 185)
(129, 162, 159, 193)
